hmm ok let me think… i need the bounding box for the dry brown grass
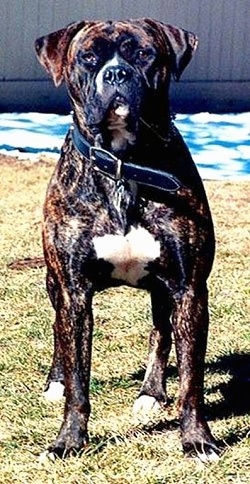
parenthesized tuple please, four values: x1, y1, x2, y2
(0, 154, 249, 483)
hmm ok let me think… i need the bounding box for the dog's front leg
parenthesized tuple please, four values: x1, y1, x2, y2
(172, 285, 219, 462)
(43, 275, 94, 460)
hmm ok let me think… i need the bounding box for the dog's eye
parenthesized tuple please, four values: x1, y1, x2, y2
(137, 50, 149, 60)
(136, 48, 155, 64)
(81, 52, 98, 66)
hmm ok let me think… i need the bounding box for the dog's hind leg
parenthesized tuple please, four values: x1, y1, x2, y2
(43, 316, 65, 401)
(133, 281, 172, 416)
(43, 270, 65, 402)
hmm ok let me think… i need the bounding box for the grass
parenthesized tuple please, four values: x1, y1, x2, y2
(0, 154, 249, 483)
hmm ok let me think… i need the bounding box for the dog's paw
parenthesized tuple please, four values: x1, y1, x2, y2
(39, 450, 57, 463)
(39, 417, 89, 461)
(133, 395, 161, 420)
(39, 441, 86, 462)
(195, 444, 220, 464)
(39, 447, 80, 462)
(43, 382, 65, 402)
(184, 441, 220, 464)
(39, 437, 88, 461)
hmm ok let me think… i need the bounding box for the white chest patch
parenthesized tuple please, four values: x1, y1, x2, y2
(93, 226, 160, 286)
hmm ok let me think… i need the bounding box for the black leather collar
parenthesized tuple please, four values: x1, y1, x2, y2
(71, 124, 181, 193)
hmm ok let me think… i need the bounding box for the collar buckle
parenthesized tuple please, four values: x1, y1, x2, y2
(89, 146, 123, 180)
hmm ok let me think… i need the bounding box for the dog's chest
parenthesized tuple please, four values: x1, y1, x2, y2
(93, 226, 160, 286)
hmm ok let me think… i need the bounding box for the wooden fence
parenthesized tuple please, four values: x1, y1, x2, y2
(0, 0, 249, 112)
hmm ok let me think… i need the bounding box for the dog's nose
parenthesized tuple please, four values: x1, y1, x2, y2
(103, 66, 131, 86)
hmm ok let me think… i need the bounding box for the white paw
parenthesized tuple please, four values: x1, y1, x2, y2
(43, 382, 65, 402)
(39, 450, 56, 463)
(133, 395, 161, 419)
(196, 447, 220, 464)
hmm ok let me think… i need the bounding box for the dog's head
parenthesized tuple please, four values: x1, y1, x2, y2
(35, 19, 197, 152)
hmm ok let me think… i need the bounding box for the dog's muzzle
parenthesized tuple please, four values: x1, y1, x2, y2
(85, 59, 144, 127)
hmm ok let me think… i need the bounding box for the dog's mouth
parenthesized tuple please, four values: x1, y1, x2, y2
(104, 95, 130, 121)
(106, 96, 131, 128)
(98, 95, 137, 152)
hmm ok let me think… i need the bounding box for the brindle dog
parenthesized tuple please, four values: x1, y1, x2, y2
(35, 18, 218, 462)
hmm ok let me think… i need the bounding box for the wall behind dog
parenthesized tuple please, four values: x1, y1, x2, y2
(0, 0, 249, 113)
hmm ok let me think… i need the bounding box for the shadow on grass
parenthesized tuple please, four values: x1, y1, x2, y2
(87, 352, 249, 455)
(206, 352, 250, 420)
(132, 352, 250, 450)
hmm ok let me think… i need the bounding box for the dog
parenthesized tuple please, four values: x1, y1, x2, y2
(35, 18, 218, 462)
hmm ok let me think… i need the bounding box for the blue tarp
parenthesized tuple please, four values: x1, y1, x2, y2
(0, 112, 249, 180)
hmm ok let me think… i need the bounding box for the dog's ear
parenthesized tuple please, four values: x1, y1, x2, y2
(34, 21, 87, 86)
(143, 19, 198, 81)
(162, 23, 198, 80)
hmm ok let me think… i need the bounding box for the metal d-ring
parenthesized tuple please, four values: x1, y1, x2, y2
(115, 158, 122, 180)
